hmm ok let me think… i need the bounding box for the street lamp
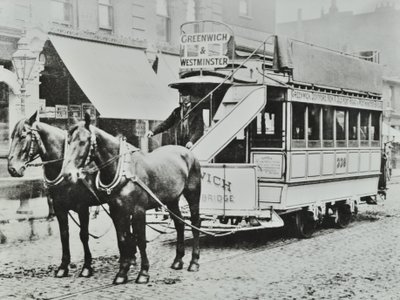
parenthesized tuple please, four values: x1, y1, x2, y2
(11, 37, 36, 215)
(12, 37, 37, 116)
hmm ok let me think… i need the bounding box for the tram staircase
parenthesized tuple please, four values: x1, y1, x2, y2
(191, 85, 267, 162)
(189, 85, 284, 229)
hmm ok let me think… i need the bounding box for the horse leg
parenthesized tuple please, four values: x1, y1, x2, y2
(110, 206, 134, 285)
(168, 201, 185, 270)
(132, 208, 150, 284)
(78, 208, 93, 277)
(46, 190, 55, 219)
(130, 218, 137, 266)
(183, 188, 201, 272)
(55, 209, 70, 277)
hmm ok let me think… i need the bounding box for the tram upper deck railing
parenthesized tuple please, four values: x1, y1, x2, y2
(179, 20, 383, 96)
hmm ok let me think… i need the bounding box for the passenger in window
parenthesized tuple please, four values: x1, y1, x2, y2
(146, 89, 204, 149)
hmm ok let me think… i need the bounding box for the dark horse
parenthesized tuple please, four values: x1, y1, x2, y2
(62, 113, 201, 284)
(7, 112, 132, 278)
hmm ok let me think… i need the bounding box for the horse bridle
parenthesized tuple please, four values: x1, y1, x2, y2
(80, 126, 98, 170)
(24, 122, 47, 165)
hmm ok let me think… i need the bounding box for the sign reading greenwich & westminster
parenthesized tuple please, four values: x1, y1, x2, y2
(180, 32, 230, 69)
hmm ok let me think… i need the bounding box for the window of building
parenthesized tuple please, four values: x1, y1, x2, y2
(348, 109, 359, 147)
(132, 1, 145, 39)
(360, 110, 370, 147)
(239, 0, 251, 17)
(292, 102, 306, 148)
(156, 0, 170, 42)
(186, 0, 197, 21)
(335, 109, 346, 147)
(98, 0, 113, 30)
(51, 0, 72, 24)
(0, 83, 9, 157)
(371, 111, 380, 147)
(308, 105, 321, 148)
(323, 107, 334, 147)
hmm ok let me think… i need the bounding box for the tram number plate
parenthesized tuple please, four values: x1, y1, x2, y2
(336, 154, 347, 173)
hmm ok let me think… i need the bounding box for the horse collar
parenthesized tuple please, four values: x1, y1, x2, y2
(44, 131, 68, 187)
(95, 137, 138, 195)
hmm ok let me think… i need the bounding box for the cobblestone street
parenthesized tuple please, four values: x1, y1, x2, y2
(1, 180, 400, 300)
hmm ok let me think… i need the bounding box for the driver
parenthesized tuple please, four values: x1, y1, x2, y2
(146, 90, 204, 149)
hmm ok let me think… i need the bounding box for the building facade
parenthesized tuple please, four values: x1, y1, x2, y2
(0, 0, 276, 197)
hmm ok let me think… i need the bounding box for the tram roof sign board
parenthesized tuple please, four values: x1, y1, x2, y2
(180, 31, 230, 70)
(180, 32, 230, 45)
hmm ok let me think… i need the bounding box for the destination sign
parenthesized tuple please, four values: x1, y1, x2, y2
(180, 32, 230, 45)
(180, 31, 230, 69)
(180, 56, 229, 69)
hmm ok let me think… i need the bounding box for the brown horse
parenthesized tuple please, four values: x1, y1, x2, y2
(62, 113, 201, 284)
(7, 112, 136, 278)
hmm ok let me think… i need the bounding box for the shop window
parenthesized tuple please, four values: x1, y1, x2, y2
(335, 109, 346, 147)
(308, 105, 321, 148)
(156, 0, 170, 42)
(292, 102, 306, 148)
(252, 101, 283, 148)
(322, 107, 334, 147)
(360, 111, 370, 147)
(371, 111, 381, 147)
(51, 0, 72, 25)
(0, 83, 9, 157)
(239, 0, 251, 17)
(98, 0, 113, 30)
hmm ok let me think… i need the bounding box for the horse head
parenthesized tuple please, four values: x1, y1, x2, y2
(8, 111, 43, 177)
(63, 112, 95, 184)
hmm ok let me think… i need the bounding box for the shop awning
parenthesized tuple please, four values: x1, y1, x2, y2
(382, 122, 400, 143)
(49, 35, 178, 120)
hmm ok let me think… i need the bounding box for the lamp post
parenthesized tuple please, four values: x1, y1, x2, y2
(12, 37, 37, 116)
(11, 37, 37, 215)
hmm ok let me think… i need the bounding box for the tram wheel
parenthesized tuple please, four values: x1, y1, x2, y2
(335, 205, 352, 229)
(294, 210, 316, 239)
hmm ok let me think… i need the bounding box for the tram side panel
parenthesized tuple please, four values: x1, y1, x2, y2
(199, 163, 265, 217)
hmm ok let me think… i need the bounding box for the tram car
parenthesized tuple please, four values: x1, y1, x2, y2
(167, 21, 384, 238)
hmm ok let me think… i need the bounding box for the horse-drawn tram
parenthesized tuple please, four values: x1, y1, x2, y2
(171, 21, 384, 238)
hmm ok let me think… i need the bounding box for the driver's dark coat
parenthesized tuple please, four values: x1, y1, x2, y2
(151, 104, 203, 146)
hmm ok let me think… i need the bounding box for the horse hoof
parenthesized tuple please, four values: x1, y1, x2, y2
(79, 267, 93, 278)
(113, 275, 128, 285)
(171, 260, 184, 270)
(188, 262, 199, 272)
(55, 268, 68, 278)
(135, 272, 150, 284)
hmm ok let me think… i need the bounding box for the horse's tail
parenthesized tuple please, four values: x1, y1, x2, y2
(183, 150, 201, 206)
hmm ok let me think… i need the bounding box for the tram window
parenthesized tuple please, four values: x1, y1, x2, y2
(251, 101, 282, 148)
(360, 111, 370, 147)
(292, 103, 306, 148)
(336, 109, 346, 147)
(349, 109, 359, 147)
(308, 105, 321, 148)
(257, 112, 275, 135)
(322, 107, 334, 147)
(371, 111, 380, 147)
